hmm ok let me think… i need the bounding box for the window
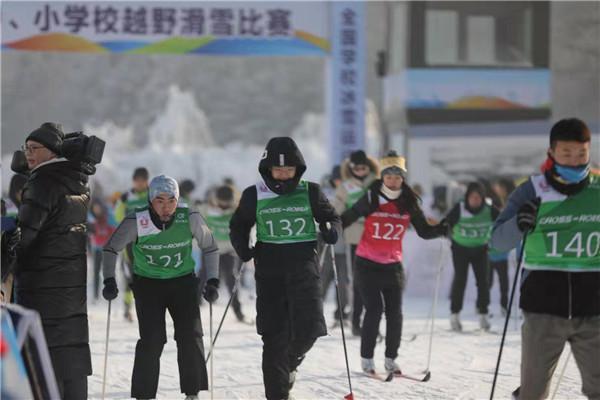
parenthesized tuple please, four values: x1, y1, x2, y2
(410, 1, 548, 68)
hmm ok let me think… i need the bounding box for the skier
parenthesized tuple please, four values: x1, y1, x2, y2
(333, 150, 380, 336)
(229, 137, 341, 400)
(102, 175, 220, 400)
(88, 199, 116, 301)
(200, 183, 248, 322)
(114, 167, 149, 321)
(490, 118, 600, 399)
(445, 181, 500, 331)
(341, 151, 448, 375)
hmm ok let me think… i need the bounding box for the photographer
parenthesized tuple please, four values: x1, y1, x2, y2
(12, 122, 98, 399)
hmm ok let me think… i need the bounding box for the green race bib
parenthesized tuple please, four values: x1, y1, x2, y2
(524, 174, 600, 272)
(255, 180, 317, 244)
(125, 190, 148, 215)
(204, 208, 232, 244)
(452, 202, 493, 247)
(133, 205, 196, 279)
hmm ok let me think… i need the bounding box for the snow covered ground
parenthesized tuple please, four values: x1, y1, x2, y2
(86, 236, 585, 400)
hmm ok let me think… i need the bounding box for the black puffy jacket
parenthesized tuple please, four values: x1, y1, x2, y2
(14, 159, 92, 378)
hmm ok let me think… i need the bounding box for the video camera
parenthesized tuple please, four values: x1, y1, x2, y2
(11, 131, 105, 175)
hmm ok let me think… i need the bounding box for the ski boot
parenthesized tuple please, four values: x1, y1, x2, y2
(361, 357, 376, 374)
(184, 395, 198, 400)
(450, 313, 462, 332)
(384, 357, 402, 375)
(479, 313, 491, 331)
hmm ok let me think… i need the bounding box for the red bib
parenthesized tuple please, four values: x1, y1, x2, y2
(355, 198, 411, 264)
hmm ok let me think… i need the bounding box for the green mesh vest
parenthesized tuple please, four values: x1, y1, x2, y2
(126, 190, 148, 215)
(255, 180, 317, 244)
(133, 206, 195, 279)
(524, 173, 600, 272)
(343, 180, 367, 209)
(204, 208, 232, 245)
(452, 202, 493, 247)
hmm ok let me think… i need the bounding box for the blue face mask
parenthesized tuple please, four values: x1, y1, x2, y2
(554, 163, 590, 184)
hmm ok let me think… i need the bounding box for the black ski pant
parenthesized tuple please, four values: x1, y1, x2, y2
(56, 375, 87, 400)
(131, 273, 207, 398)
(489, 259, 509, 310)
(219, 252, 243, 317)
(349, 245, 364, 330)
(320, 245, 350, 320)
(450, 244, 490, 314)
(262, 331, 316, 400)
(356, 257, 405, 359)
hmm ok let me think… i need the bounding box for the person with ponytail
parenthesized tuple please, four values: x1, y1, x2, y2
(341, 151, 448, 376)
(490, 118, 600, 400)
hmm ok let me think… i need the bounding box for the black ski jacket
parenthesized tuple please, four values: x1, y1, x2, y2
(229, 137, 341, 338)
(14, 159, 92, 377)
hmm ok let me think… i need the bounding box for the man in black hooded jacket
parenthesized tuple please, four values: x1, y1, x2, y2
(230, 137, 341, 400)
(13, 122, 92, 399)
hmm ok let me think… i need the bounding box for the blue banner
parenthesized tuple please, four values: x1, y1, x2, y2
(327, 2, 366, 166)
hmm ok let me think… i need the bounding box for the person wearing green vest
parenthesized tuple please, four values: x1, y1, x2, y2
(333, 150, 380, 336)
(102, 175, 219, 400)
(230, 137, 341, 400)
(114, 167, 149, 322)
(200, 183, 248, 322)
(490, 118, 600, 400)
(445, 181, 500, 332)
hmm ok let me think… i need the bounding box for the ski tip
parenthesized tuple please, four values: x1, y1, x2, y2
(422, 371, 431, 382)
(344, 393, 354, 400)
(385, 372, 394, 382)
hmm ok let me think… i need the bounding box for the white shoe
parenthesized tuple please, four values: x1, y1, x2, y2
(384, 357, 401, 374)
(361, 357, 375, 373)
(479, 313, 491, 331)
(450, 313, 462, 332)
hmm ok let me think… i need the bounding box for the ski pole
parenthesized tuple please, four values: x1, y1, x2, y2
(205, 261, 247, 362)
(102, 300, 112, 400)
(318, 242, 328, 274)
(209, 301, 214, 400)
(551, 349, 571, 400)
(330, 244, 354, 400)
(423, 240, 446, 378)
(490, 233, 528, 400)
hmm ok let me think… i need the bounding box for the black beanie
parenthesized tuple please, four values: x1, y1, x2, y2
(349, 150, 368, 167)
(132, 167, 149, 180)
(215, 185, 234, 202)
(25, 122, 64, 155)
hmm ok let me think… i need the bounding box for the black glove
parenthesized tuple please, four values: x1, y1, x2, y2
(102, 277, 118, 301)
(517, 198, 541, 233)
(319, 222, 338, 245)
(239, 247, 255, 262)
(438, 218, 451, 237)
(203, 278, 219, 303)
